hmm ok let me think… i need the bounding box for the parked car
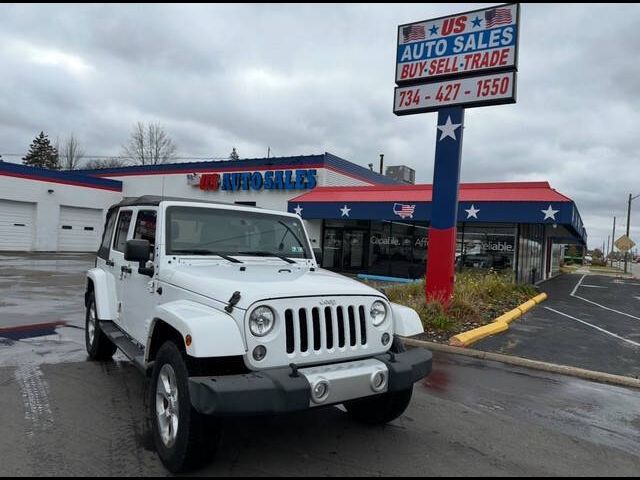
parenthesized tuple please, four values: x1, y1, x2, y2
(84, 196, 432, 472)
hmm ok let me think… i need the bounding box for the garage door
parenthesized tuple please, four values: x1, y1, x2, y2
(0, 199, 36, 251)
(58, 206, 103, 252)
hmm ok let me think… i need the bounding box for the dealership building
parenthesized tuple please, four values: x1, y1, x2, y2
(0, 153, 587, 284)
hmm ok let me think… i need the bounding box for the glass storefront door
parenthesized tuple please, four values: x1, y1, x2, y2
(342, 230, 366, 270)
(322, 227, 367, 271)
(322, 228, 343, 270)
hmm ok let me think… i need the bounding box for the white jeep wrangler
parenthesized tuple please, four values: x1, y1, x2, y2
(85, 196, 431, 472)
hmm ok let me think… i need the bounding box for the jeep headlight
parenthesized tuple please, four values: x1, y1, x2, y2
(249, 306, 275, 337)
(370, 300, 387, 327)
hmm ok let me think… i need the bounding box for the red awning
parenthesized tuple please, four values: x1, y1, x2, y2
(291, 182, 572, 203)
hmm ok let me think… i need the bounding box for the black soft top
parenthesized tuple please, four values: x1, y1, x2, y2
(108, 195, 245, 210)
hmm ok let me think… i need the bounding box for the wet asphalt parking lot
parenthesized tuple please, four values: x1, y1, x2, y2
(1, 253, 639, 476)
(477, 270, 640, 378)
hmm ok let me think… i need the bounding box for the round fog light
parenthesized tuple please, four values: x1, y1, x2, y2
(371, 370, 387, 392)
(382, 332, 391, 346)
(311, 379, 330, 404)
(253, 345, 267, 361)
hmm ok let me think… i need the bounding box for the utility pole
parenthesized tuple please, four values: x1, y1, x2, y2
(606, 235, 610, 262)
(624, 193, 639, 273)
(611, 216, 616, 267)
(379, 154, 384, 175)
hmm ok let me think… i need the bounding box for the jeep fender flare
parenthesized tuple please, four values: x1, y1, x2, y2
(390, 302, 424, 337)
(149, 300, 247, 360)
(86, 268, 118, 321)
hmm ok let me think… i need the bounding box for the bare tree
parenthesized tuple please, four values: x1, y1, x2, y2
(84, 157, 129, 170)
(122, 122, 177, 165)
(60, 134, 85, 170)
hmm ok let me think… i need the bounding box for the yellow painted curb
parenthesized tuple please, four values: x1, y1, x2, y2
(517, 299, 537, 314)
(532, 292, 548, 304)
(449, 291, 548, 348)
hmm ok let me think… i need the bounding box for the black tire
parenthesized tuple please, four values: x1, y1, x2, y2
(85, 292, 117, 360)
(150, 341, 219, 473)
(344, 337, 413, 425)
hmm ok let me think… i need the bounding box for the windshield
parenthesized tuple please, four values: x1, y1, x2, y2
(165, 206, 311, 259)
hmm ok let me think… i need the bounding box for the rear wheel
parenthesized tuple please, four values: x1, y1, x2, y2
(344, 337, 413, 425)
(150, 341, 219, 473)
(85, 292, 117, 360)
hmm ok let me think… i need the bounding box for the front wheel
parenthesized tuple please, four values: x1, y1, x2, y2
(85, 292, 117, 360)
(150, 341, 219, 473)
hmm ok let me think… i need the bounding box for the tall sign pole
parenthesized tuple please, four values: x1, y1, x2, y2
(393, 3, 520, 302)
(426, 107, 464, 300)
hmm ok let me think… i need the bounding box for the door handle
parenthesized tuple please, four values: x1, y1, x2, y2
(106, 259, 115, 267)
(121, 265, 132, 275)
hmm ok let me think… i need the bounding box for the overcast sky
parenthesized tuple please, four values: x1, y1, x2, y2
(1, 3, 638, 250)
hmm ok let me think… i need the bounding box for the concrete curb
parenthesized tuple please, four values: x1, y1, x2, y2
(402, 337, 640, 390)
(449, 292, 547, 347)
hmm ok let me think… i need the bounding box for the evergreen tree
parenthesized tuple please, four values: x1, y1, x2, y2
(22, 131, 60, 169)
(229, 147, 240, 161)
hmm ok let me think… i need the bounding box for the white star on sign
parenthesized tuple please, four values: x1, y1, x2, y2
(541, 204, 559, 220)
(293, 204, 303, 216)
(340, 204, 351, 217)
(465, 204, 480, 219)
(437, 115, 462, 141)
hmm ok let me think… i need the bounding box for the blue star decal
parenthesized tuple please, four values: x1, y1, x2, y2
(471, 16, 482, 28)
(429, 24, 439, 36)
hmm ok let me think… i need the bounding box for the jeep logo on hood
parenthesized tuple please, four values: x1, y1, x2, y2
(319, 299, 336, 306)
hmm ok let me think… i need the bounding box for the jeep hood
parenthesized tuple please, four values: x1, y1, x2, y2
(160, 262, 383, 309)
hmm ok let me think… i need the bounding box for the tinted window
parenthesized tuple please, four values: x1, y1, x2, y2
(133, 210, 157, 261)
(113, 210, 132, 252)
(98, 209, 117, 259)
(133, 210, 157, 246)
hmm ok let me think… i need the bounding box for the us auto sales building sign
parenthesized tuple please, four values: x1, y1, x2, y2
(394, 3, 519, 115)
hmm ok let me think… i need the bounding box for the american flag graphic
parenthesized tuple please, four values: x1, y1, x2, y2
(485, 8, 512, 27)
(393, 203, 415, 219)
(402, 24, 426, 43)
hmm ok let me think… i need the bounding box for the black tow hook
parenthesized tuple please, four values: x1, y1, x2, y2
(289, 363, 300, 378)
(225, 291, 241, 313)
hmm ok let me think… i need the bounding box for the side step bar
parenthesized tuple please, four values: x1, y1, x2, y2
(99, 321, 148, 373)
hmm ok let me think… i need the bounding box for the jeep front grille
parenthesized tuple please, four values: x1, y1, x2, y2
(285, 305, 367, 355)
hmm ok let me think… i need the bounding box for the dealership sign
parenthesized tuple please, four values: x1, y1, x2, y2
(394, 71, 515, 114)
(394, 3, 519, 114)
(393, 4, 520, 302)
(395, 3, 519, 85)
(188, 169, 317, 192)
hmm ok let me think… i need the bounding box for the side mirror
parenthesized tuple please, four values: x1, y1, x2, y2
(125, 239, 155, 277)
(313, 247, 323, 266)
(125, 239, 151, 263)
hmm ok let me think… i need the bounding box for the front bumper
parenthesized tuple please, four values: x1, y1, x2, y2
(188, 347, 432, 416)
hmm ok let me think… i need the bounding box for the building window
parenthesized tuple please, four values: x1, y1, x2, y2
(517, 224, 544, 284)
(457, 223, 516, 273)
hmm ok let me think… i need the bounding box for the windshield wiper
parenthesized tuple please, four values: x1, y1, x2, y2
(171, 249, 243, 263)
(235, 251, 296, 264)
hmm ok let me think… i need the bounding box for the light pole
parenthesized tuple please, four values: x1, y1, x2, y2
(624, 193, 640, 273)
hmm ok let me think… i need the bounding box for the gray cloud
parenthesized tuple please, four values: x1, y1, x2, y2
(0, 3, 638, 249)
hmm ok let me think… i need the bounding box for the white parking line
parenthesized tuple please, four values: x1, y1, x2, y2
(570, 275, 640, 321)
(570, 275, 586, 296)
(544, 307, 640, 348)
(581, 285, 608, 288)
